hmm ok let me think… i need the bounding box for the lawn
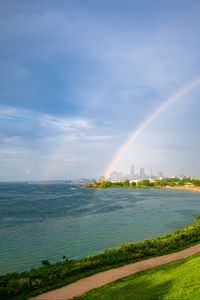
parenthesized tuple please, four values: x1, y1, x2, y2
(76, 253, 200, 300)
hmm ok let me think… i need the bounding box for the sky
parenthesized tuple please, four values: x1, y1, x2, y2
(0, 0, 200, 181)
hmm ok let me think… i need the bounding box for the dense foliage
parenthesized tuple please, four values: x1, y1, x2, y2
(87, 177, 200, 188)
(1, 216, 200, 300)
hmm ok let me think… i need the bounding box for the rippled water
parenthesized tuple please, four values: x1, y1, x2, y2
(0, 183, 200, 275)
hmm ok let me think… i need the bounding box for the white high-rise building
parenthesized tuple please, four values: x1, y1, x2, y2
(130, 165, 135, 179)
(140, 168, 146, 179)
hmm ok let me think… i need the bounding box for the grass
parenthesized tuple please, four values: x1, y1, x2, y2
(1, 216, 200, 300)
(76, 253, 200, 300)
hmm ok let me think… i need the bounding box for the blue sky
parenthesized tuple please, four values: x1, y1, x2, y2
(0, 0, 200, 180)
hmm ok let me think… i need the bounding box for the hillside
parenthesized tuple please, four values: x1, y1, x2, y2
(77, 252, 200, 300)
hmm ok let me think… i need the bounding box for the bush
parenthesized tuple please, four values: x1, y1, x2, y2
(41, 260, 50, 266)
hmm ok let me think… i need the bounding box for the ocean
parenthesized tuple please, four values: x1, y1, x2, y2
(0, 182, 200, 275)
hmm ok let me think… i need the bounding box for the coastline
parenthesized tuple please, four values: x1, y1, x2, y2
(165, 186, 200, 192)
(88, 185, 200, 192)
(2, 216, 200, 300)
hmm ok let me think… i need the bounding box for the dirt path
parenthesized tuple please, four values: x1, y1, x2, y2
(30, 244, 200, 300)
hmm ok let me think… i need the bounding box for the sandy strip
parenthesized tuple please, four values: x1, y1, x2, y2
(165, 186, 200, 192)
(30, 244, 200, 300)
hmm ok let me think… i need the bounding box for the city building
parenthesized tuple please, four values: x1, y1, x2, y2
(108, 165, 165, 181)
(139, 168, 146, 179)
(130, 165, 135, 180)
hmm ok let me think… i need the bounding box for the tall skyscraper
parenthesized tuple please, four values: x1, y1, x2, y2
(140, 168, 146, 179)
(130, 165, 135, 179)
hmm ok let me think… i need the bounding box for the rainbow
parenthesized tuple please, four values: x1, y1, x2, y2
(102, 77, 200, 179)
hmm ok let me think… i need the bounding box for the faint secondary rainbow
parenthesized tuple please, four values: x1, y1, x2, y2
(102, 77, 200, 179)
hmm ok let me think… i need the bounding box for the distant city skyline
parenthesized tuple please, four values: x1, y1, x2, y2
(108, 165, 165, 181)
(0, 1, 200, 181)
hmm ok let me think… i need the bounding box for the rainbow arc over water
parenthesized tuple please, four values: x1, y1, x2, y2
(102, 77, 200, 179)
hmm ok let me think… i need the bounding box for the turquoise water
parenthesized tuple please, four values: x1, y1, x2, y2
(0, 183, 200, 275)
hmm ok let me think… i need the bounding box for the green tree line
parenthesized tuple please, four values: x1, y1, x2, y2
(87, 178, 200, 188)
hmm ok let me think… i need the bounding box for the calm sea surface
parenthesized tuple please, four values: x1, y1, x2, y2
(0, 183, 200, 275)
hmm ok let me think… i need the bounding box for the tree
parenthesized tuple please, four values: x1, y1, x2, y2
(123, 180, 130, 187)
(137, 180, 151, 188)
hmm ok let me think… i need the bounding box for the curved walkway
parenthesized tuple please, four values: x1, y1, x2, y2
(30, 244, 200, 300)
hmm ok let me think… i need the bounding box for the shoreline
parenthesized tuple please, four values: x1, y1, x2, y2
(3, 216, 200, 300)
(88, 184, 200, 192)
(165, 186, 200, 192)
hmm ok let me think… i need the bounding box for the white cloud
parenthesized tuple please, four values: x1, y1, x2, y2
(24, 167, 31, 175)
(0, 104, 92, 136)
(39, 114, 92, 132)
(0, 103, 117, 180)
(0, 104, 32, 120)
(81, 135, 114, 142)
(0, 135, 24, 144)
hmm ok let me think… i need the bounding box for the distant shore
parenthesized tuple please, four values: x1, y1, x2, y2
(165, 186, 200, 192)
(87, 178, 200, 191)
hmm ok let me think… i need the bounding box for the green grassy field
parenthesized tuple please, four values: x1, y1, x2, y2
(76, 253, 200, 300)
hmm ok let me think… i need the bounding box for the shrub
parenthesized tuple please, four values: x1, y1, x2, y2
(41, 260, 50, 266)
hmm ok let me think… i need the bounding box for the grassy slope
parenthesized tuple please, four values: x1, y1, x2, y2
(77, 252, 200, 300)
